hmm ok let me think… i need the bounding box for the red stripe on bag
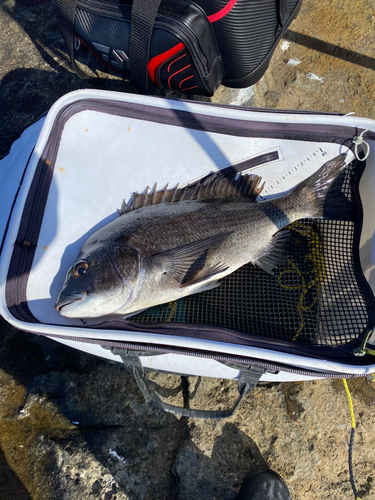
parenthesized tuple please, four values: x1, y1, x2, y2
(168, 64, 191, 89)
(208, 0, 238, 23)
(148, 0, 237, 84)
(148, 42, 184, 83)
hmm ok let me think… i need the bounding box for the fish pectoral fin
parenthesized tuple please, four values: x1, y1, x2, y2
(254, 229, 291, 275)
(152, 232, 232, 286)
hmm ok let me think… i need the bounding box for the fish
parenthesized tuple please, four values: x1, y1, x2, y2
(55, 153, 350, 319)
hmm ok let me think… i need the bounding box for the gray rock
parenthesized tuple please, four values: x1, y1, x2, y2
(1, 1, 375, 499)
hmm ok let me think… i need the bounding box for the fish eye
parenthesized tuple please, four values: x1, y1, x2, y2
(73, 261, 89, 277)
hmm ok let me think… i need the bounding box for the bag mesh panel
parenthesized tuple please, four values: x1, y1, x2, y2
(131, 160, 374, 348)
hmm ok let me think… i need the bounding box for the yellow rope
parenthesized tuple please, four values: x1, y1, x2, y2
(342, 379, 361, 500)
(342, 378, 356, 429)
(277, 224, 364, 499)
(166, 301, 177, 322)
(277, 223, 326, 340)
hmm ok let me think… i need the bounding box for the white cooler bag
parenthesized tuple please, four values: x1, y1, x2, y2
(1, 90, 375, 418)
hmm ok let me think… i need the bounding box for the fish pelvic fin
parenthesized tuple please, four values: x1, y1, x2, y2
(151, 232, 232, 287)
(292, 153, 353, 220)
(179, 261, 229, 288)
(118, 172, 265, 215)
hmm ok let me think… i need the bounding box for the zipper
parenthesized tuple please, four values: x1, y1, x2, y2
(182, 97, 345, 116)
(21, 162, 51, 247)
(9, 160, 54, 322)
(33, 331, 366, 379)
(0, 149, 35, 258)
(17, 121, 63, 249)
(6, 105, 74, 322)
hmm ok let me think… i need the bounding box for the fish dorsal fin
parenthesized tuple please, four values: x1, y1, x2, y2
(118, 172, 265, 215)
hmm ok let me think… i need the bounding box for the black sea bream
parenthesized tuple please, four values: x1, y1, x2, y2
(56, 154, 349, 318)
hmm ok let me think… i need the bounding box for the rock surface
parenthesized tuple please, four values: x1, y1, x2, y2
(1, 0, 375, 499)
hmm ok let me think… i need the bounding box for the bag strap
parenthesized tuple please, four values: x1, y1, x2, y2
(55, 0, 88, 79)
(276, 0, 289, 36)
(113, 347, 265, 419)
(56, 0, 161, 88)
(129, 0, 162, 91)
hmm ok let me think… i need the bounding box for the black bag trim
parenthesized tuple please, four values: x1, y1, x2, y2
(150, 0, 224, 94)
(5, 98, 375, 360)
(32, 330, 375, 370)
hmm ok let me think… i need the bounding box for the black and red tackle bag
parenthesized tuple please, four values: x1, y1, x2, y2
(55, 0, 302, 96)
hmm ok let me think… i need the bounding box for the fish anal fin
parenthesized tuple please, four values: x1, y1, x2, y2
(255, 230, 291, 275)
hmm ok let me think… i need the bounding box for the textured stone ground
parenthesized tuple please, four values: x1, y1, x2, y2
(1, 0, 375, 499)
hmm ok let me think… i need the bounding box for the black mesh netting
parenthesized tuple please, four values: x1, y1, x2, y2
(130, 160, 375, 348)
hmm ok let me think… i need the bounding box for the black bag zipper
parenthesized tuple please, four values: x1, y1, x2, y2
(32, 331, 367, 379)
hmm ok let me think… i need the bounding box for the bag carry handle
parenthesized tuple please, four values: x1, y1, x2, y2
(276, 0, 289, 36)
(56, 0, 161, 87)
(55, 0, 88, 79)
(129, 0, 162, 91)
(113, 347, 265, 419)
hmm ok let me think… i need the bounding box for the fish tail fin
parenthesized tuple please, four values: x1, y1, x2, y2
(293, 153, 352, 219)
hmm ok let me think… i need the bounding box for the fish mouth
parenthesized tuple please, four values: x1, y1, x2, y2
(55, 292, 87, 312)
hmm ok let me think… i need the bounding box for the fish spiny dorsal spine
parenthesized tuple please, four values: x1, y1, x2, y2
(118, 172, 265, 215)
